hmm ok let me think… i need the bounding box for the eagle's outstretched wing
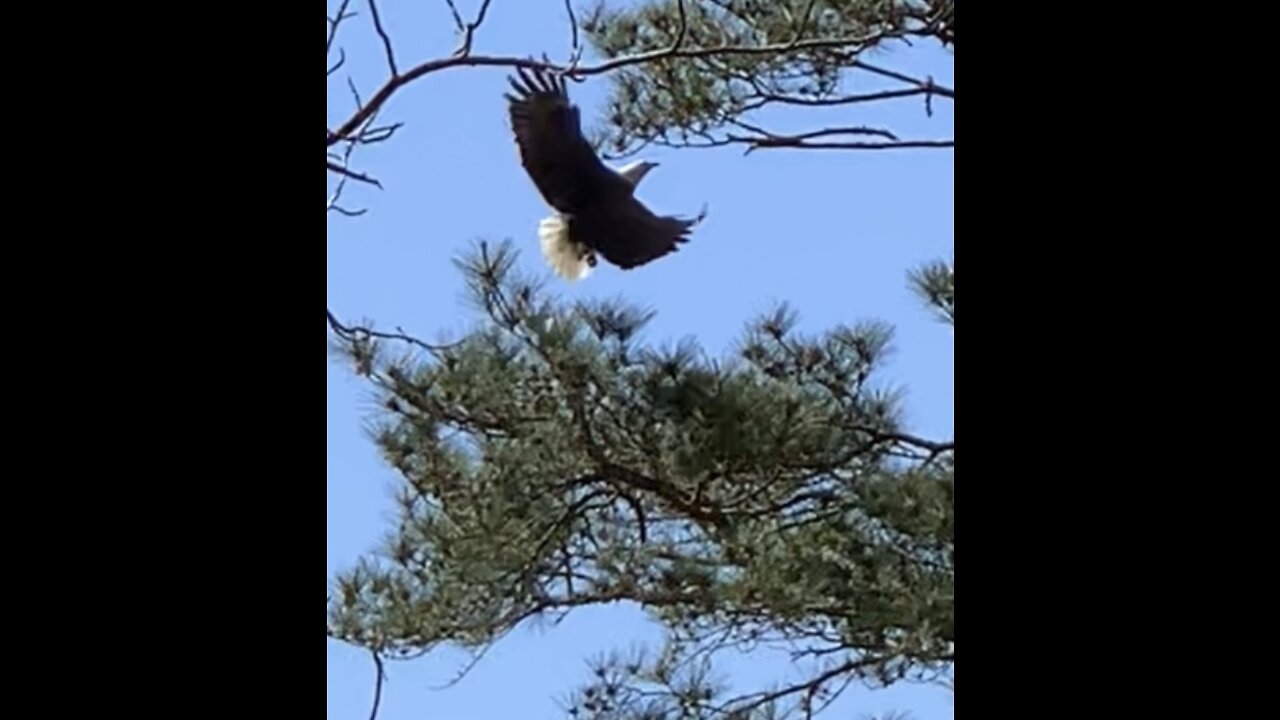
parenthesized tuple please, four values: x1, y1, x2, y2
(574, 197, 708, 270)
(506, 66, 707, 273)
(504, 66, 623, 214)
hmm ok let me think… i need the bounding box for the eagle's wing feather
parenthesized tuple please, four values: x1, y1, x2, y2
(505, 67, 620, 213)
(577, 196, 707, 270)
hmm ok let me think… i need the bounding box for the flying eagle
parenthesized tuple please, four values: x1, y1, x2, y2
(504, 66, 706, 281)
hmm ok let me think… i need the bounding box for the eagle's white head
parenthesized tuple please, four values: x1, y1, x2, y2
(616, 159, 659, 187)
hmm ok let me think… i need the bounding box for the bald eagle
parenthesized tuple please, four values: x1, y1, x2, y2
(504, 66, 706, 281)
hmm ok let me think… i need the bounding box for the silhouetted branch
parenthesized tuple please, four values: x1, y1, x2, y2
(443, 0, 465, 32)
(327, 160, 383, 188)
(733, 119, 900, 143)
(366, 0, 398, 77)
(628, 122, 951, 155)
(456, 0, 495, 57)
(367, 650, 385, 720)
(744, 138, 954, 153)
(327, 0, 356, 54)
(564, 0, 581, 67)
(326, 0, 954, 148)
(328, 130, 366, 215)
(881, 432, 953, 455)
(346, 76, 364, 110)
(327, 0, 953, 184)
(357, 123, 402, 145)
(327, 307, 461, 354)
(755, 85, 943, 108)
(855, 59, 954, 99)
(726, 657, 880, 718)
(327, 67, 404, 187)
(425, 643, 497, 691)
(330, 204, 367, 217)
(328, 47, 346, 77)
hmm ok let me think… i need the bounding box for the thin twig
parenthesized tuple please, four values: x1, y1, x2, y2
(743, 139, 953, 153)
(425, 644, 496, 690)
(366, 0, 399, 77)
(564, 0, 581, 67)
(727, 657, 884, 717)
(756, 86, 945, 107)
(327, 308, 461, 353)
(454, 0, 494, 57)
(854, 58, 954, 98)
(327, 0, 356, 54)
(670, 0, 689, 51)
(327, 75, 401, 188)
(367, 650, 386, 720)
(328, 47, 346, 77)
(328, 133, 364, 215)
(327, 161, 383, 188)
(346, 76, 364, 109)
(356, 123, 403, 144)
(733, 119, 900, 143)
(641, 132, 952, 154)
(443, 0, 465, 33)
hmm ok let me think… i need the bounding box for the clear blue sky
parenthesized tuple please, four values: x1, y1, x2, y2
(327, 2, 954, 718)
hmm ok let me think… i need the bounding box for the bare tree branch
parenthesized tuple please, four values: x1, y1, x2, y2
(327, 307, 461, 354)
(746, 139, 953, 152)
(443, 0, 466, 33)
(326, 1, 953, 147)
(367, 650, 385, 720)
(327, 0, 954, 189)
(455, 0, 495, 57)
(855, 59, 953, 99)
(327, 0, 356, 54)
(328, 128, 366, 215)
(754, 85, 942, 108)
(733, 119, 900, 143)
(564, 0, 582, 68)
(327, 160, 383, 188)
(366, 0, 399, 78)
(424, 643, 497, 691)
(624, 125, 952, 156)
(327, 47, 346, 77)
(346, 75, 364, 110)
(726, 656, 881, 718)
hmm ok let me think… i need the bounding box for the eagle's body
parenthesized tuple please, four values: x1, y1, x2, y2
(505, 67, 705, 280)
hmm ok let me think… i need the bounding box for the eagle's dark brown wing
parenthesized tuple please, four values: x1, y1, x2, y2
(570, 195, 707, 270)
(505, 66, 706, 273)
(504, 66, 625, 214)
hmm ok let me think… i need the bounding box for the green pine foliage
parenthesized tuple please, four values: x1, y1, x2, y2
(579, 0, 954, 157)
(328, 241, 953, 718)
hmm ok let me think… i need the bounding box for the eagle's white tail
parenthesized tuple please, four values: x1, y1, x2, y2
(538, 215, 593, 281)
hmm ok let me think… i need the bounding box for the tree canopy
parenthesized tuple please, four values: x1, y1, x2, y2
(327, 242, 953, 719)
